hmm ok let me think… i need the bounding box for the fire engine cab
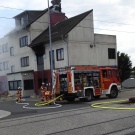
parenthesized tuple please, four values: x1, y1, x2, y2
(53, 66, 121, 102)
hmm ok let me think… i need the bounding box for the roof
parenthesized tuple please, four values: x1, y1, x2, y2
(13, 10, 44, 18)
(29, 9, 93, 47)
(13, 7, 52, 28)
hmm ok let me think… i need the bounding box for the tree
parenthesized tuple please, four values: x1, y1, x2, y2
(117, 51, 132, 82)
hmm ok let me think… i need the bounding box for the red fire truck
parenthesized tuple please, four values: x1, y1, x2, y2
(53, 66, 121, 102)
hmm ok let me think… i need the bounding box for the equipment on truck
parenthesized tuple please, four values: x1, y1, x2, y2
(53, 66, 121, 102)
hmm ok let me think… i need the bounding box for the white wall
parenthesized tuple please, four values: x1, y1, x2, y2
(43, 11, 117, 68)
(29, 12, 49, 41)
(6, 30, 37, 73)
(68, 11, 96, 66)
(7, 71, 34, 97)
(44, 40, 68, 70)
(68, 11, 94, 42)
(0, 36, 11, 76)
(94, 34, 117, 66)
(68, 41, 97, 66)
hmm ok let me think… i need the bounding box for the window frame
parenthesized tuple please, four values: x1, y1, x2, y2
(20, 17, 24, 26)
(3, 61, 9, 70)
(0, 62, 3, 71)
(2, 43, 8, 53)
(10, 47, 14, 56)
(9, 80, 21, 91)
(11, 65, 15, 73)
(56, 48, 64, 61)
(108, 48, 116, 59)
(19, 36, 28, 47)
(21, 56, 29, 67)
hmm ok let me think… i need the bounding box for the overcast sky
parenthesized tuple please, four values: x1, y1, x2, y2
(0, 0, 135, 66)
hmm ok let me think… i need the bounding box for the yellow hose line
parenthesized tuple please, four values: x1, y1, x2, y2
(91, 99, 135, 110)
(35, 94, 63, 106)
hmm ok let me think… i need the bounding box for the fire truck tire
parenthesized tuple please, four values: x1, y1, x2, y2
(108, 87, 118, 98)
(86, 91, 93, 102)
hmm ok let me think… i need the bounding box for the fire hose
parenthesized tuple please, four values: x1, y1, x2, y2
(16, 95, 63, 109)
(91, 99, 135, 110)
(35, 94, 63, 106)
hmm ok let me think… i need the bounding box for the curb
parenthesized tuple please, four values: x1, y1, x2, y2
(120, 88, 135, 92)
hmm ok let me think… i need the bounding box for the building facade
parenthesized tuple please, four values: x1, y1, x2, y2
(0, 3, 117, 96)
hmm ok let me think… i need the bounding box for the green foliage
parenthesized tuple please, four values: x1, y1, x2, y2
(117, 51, 132, 82)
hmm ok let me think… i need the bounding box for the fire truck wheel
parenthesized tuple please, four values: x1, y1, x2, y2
(108, 87, 118, 98)
(86, 91, 93, 102)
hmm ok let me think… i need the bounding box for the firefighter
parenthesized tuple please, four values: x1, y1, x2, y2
(45, 90, 51, 103)
(17, 87, 22, 102)
(40, 82, 46, 102)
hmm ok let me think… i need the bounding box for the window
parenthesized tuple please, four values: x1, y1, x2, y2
(20, 17, 24, 26)
(108, 48, 116, 59)
(3, 61, 9, 70)
(2, 43, 8, 53)
(20, 36, 28, 47)
(56, 48, 64, 61)
(102, 70, 107, 78)
(0, 63, 3, 71)
(9, 80, 21, 90)
(21, 56, 29, 67)
(37, 56, 44, 65)
(24, 80, 34, 90)
(10, 47, 14, 56)
(11, 65, 15, 73)
(108, 70, 112, 77)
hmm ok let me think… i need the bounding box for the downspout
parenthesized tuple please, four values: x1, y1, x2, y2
(61, 35, 69, 66)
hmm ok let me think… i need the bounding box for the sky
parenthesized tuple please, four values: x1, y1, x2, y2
(0, 0, 135, 66)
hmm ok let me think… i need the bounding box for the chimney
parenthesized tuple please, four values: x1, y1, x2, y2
(50, 13, 65, 26)
(50, 0, 65, 26)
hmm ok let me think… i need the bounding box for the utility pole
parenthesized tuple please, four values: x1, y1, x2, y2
(47, 0, 54, 92)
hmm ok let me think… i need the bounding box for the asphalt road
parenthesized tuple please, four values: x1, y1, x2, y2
(0, 89, 135, 135)
(0, 99, 89, 120)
